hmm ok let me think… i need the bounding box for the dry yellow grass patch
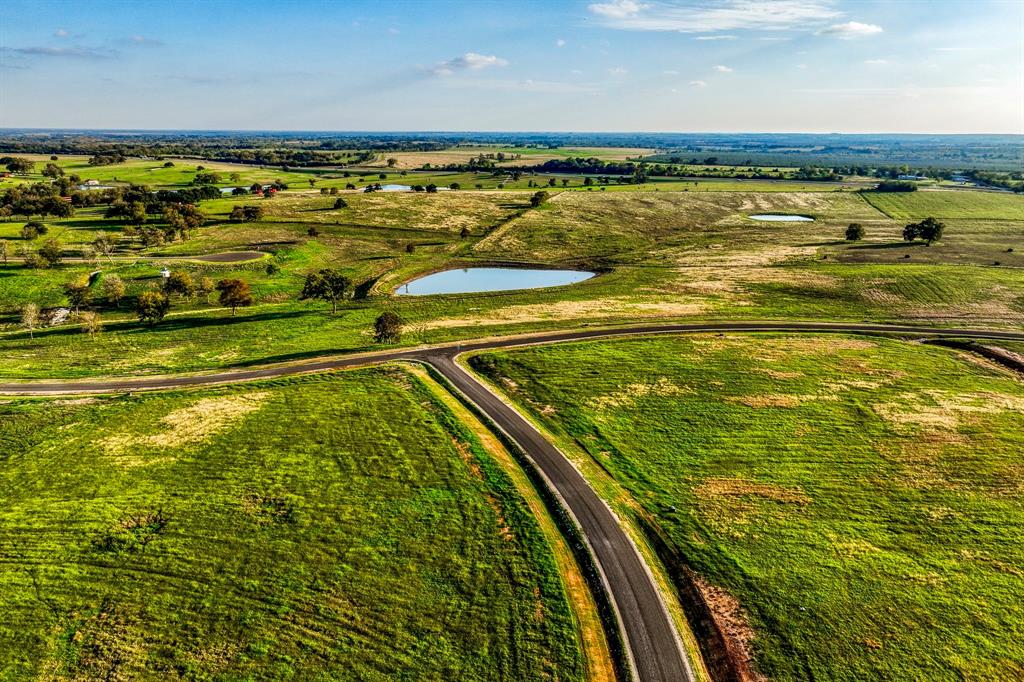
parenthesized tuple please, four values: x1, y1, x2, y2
(589, 377, 691, 410)
(755, 368, 804, 379)
(873, 390, 1024, 431)
(727, 394, 828, 408)
(100, 392, 269, 462)
(695, 477, 812, 535)
(416, 297, 707, 330)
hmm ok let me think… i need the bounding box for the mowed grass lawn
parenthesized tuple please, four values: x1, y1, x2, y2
(0, 368, 583, 680)
(471, 335, 1024, 680)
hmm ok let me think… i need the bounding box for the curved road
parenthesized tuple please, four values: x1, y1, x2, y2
(4, 321, 1024, 682)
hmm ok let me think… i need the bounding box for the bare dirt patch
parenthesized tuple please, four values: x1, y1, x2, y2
(691, 575, 766, 682)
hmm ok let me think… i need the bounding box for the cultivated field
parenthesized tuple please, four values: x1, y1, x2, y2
(0, 368, 584, 680)
(471, 334, 1024, 680)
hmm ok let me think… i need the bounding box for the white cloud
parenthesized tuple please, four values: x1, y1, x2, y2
(695, 35, 736, 41)
(429, 52, 509, 76)
(863, 58, 888, 65)
(608, 66, 628, 76)
(589, 0, 647, 19)
(588, 0, 839, 33)
(388, 27, 400, 35)
(54, 28, 68, 38)
(689, 79, 707, 87)
(713, 64, 733, 73)
(556, 38, 566, 47)
(817, 21, 883, 38)
(796, 63, 808, 69)
(663, 69, 679, 75)
(1, 45, 115, 59)
(130, 35, 164, 46)
(441, 78, 600, 94)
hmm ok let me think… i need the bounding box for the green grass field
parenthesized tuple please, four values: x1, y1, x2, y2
(861, 190, 1024, 221)
(470, 334, 1024, 681)
(0, 176, 1022, 378)
(0, 367, 583, 680)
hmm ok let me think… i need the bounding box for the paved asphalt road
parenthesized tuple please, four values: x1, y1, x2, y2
(5, 320, 1024, 682)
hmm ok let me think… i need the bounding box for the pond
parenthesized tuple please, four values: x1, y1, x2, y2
(398, 267, 595, 296)
(381, 184, 412, 191)
(748, 214, 815, 222)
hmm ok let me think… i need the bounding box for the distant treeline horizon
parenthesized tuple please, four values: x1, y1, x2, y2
(1, 129, 1021, 171)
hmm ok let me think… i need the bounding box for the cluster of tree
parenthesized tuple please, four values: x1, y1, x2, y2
(842, 217, 945, 246)
(191, 172, 221, 185)
(0, 183, 74, 219)
(963, 170, 1024, 193)
(873, 180, 918, 192)
(88, 153, 126, 166)
(229, 205, 265, 222)
(2, 157, 35, 174)
(903, 217, 945, 245)
(135, 275, 253, 325)
(530, 190, 549, 207)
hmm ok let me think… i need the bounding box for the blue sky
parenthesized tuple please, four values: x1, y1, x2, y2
(1, 0, 1021, 133)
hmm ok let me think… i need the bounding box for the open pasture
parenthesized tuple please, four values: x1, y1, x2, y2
(471, 334, 1024, 681)
(0, 368, 583, 680)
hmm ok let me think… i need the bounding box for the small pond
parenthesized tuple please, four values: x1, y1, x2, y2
(398, 267, 595, 296)
(749, 214, 815, 222)
(381, 184, 412, 191)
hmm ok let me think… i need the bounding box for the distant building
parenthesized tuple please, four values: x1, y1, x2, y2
(897, 174, 928, 181)
(82, 179, 101, 186)
(160, 268, 171, 278)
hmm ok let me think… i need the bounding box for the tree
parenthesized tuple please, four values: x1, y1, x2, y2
(460, 227, 470, 239)
(163, 203, 205, 239)
(845, 223, 865, 241)
(21, 303, 39, 339)
(38, 239, 62, 266)
(229, 204, 265, 222)
(77, 310, 103, 337)
(229, 172, 242, 184)
(63, 276, 91, 312)
(164, 270, 195, 298)
(299, 268, 351, 313)
(0, 239, 8, 265)
(530, 190, 550, 207)
(449, 182, 461, 190)
(425, 184, 438, 193)
(216, 278, 253, 316)
(197, 276, 215, 304)
(374, 311, 403, 344)
(21, 222, 47, 240)
(903, 217, 945, 245)
(917, 217, 945, 245)
(307, 226, 320, 237)
(92, 232, 116, 261)
(6, 158, 34, 174)
(137, 289, 170, 324)
(102, 274, 126, 307)
(42, 163, 64, 178)
(386, 157, 398, 167)
(333, 197, 348, 209)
